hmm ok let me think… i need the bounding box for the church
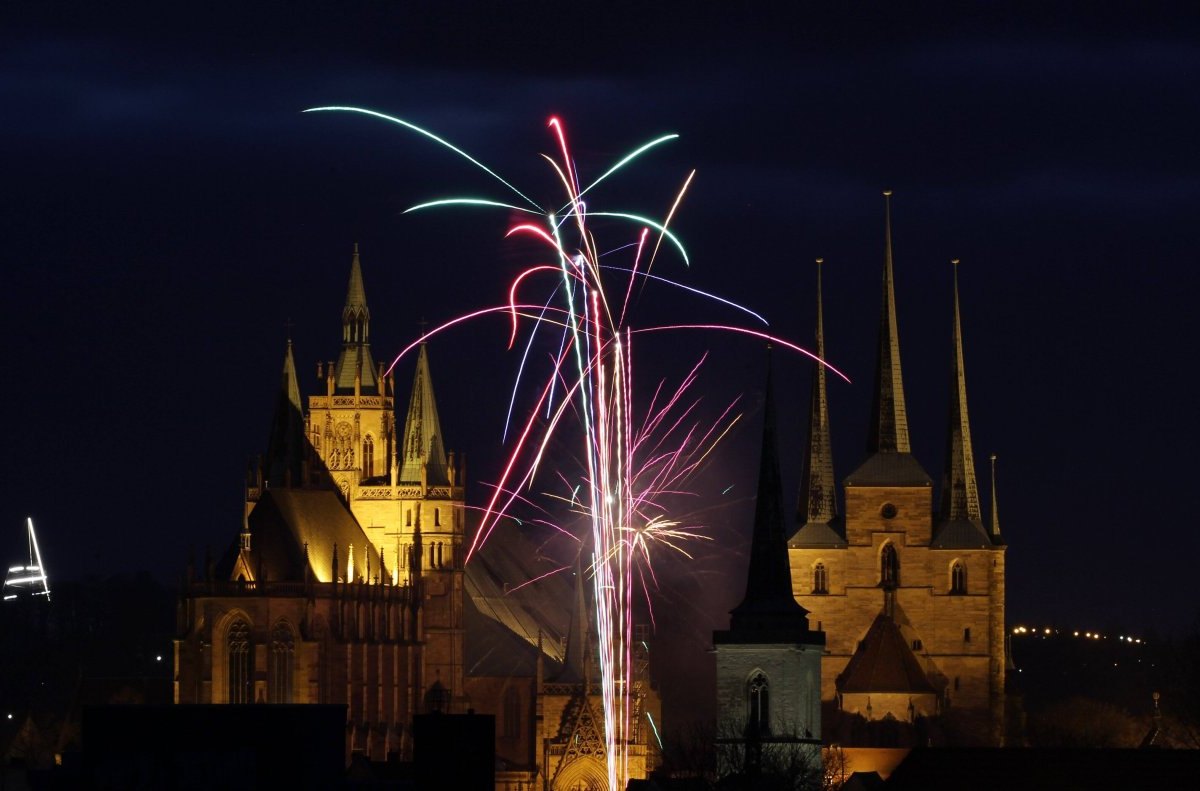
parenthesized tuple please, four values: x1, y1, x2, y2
(787, 193, 1007, 747)
(173, 246, 660, 789)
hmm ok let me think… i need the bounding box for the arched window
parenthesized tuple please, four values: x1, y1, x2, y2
(813, 562, 829, 594)
(502, 686, 521, 738)
(362, 435, 375, 478)
(950, 561, 967, 595)
(747, 672, 770, 735)
(227, 619, 252, 704)
(269, 622, 294, 703)
(881, 544, 899, 589)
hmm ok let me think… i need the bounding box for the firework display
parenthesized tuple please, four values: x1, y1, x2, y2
(307, 107, 845, 787)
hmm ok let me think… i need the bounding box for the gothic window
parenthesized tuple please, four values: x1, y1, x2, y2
(950, 561, 967, 595)
(881, 544, 899, 589)
(331, 421, 353, 470)
(747, 672, 770, 735)
(502, 686, 521, 738)
(269, 622, 295, 703)
(406, 509, 412, 527)
(963, 627, 971, 643)
(436, 542, 443, 569)
(434, 508, 440, 527)
(813, 562, 829, 594)
(362, 435, 375, 478)
(227, 620, 252, 704)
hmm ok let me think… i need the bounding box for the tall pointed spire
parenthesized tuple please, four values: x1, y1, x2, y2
(990, 453, 1001, 540)
(867, 191, 911, 455)
(559, 555, 591, 681)
(334, 244, 378, 393)
(797, 258, 838, 528)
(265, 339, 305, 487)
(940, 260, 981, 523)
(731, 353, 810, 630)
(399, 342, 449, 485)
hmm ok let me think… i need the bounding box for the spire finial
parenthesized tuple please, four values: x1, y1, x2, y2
(990, 453, 1001, 538)
(284, 317, 295, 343)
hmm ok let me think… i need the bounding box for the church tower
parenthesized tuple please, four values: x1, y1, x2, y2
(306, 246, 467, 707)
(715, 357, 824, 779)
(788, 194, 1006, 745)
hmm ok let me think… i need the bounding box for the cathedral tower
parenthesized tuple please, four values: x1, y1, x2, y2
(715, 357, 824, 779)
(305, 246, 466, 707)
(788, 195, 1007, 746)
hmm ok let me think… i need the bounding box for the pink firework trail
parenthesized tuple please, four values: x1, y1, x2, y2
(306, 106, 848, 789)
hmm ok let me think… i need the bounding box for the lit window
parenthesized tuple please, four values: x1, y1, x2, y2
(269, 622, 294, 703)
(362, 435, 375, 478)
(747, 672, 770, 735)
(227, 620, 252, 704)
(813, 562, 828, 595)
(951, 561, 967, 595)
(881, 544, 899, 589)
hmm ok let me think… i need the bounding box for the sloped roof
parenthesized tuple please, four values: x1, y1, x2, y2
(845, 452, 931, 487)
(789, 517, 847, 548)
(464, 527, 574, 666)
(229, 489, 374, 583)
(838, 613, 937, 694)
(931, 517, 994, 549)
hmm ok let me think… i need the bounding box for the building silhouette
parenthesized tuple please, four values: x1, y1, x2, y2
(713, 357, 825, 782)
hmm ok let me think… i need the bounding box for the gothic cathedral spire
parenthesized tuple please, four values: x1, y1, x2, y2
(265, 339, 305, 487)
(334, 243, 378, 394)
(399, 342, 449, 486)
(797, 259, 837, 528)
(730, 354, 811, 631)
(867, 191, 911, 455)
(940, 260, 982, 524)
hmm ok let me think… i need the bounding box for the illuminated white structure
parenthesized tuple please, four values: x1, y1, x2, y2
(3, 517, 50, 602)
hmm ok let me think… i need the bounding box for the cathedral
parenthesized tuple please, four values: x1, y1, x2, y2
(787, 193, 1007, 746)
(173, 246, 659, 789)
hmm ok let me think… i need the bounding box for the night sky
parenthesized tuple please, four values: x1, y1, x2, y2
(4, 1, 1199, 653)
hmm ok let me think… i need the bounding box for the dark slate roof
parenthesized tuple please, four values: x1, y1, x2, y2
(837, 613, 937, 694)
(464, 588, 546, 678)
(844, 452, 931, 487)
(788, 517, 847, 548)
(231, 489, 373, 583)
(728, 361, 813, 633)
(464, 526, 574, 667)
(930, 518, 994, 549)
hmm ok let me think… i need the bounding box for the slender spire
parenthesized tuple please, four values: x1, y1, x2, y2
(798, 258, 837, 526)
(560, 555, 590, 681)
(940, 260, 982, 523)
(399, 342, 449, 485)
(867, 190, 911, 454)
(265, 339, 305, 487)
(990, 453, 1001, 539)
(731, 353, 809, 628)
(334, 244, 378, 393)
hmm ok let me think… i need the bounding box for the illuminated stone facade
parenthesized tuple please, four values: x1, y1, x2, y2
(174, 246, 659, 788)
(787, 198, 1006, 746)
